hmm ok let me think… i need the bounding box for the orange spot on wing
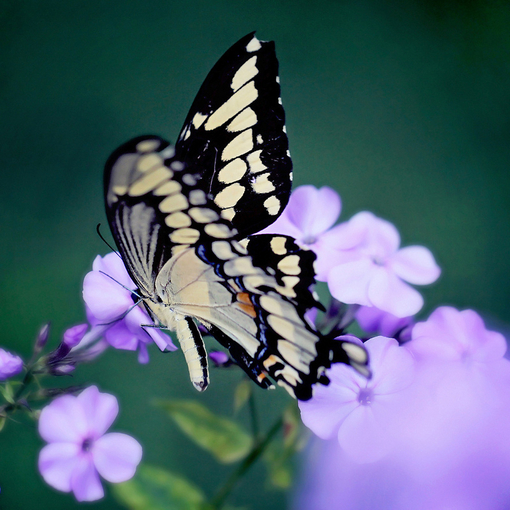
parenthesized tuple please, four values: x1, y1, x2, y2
(237, 302, 257, 318)
(237, 292, 251, 305)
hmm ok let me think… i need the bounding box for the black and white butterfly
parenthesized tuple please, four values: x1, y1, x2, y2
(104, 33, 369, 401)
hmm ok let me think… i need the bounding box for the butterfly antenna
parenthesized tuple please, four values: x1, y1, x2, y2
(98, 271, 142, 300)
(96, 224, 122, 259)
(98, 299, 144, 326)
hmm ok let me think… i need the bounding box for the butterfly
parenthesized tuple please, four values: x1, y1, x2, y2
(104, 33, 369, 401)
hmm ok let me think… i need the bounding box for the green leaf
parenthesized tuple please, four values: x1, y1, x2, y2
(0, 382, 15, 404)
(158, 399, 253, 463)
(0, 415, 6, 432)
(112, 464, 208, 510)
(233, 379, 252, 414)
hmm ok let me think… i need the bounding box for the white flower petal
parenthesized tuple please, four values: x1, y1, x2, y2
(390, 246, 441, 285)
(93, 433, 142, 483)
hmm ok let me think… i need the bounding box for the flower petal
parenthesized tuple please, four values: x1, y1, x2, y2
(368, 268, 424, 317)
(77, 386, 118, 438)
(70, 454, 104, 502)
(287, 185, 341, 237)
(92, 253, 134, 289)
(38, 442, 81, 492)
(337, 405, 394, 463)
(93, 432, 142, 483)
(83, 271, 133, 321)
(366, 336, 415, 395)
(390, 246, 441, 285)
(327, 259, 375, 306)
(350, 212, 400, 256)
(39, 395, 88, 443)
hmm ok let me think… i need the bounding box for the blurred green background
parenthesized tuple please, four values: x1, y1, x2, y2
(1, 0, 510, 508)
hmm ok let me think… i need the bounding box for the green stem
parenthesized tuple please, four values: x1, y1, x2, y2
(209, 417, 283, 510)
(248, 391, 260, 441)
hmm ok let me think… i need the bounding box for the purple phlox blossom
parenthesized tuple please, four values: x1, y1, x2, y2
(83, 253, 177, 364)
(296, 307, 510, 509)
(0, 348, 23, 381)
(356, 305, 414, 342)
(401, 306, 510, 457)
(259, 186, 365, 280)
(327, 211, 441, 318)
(38, 386, 142, 502)
(299, 335, 415, 463)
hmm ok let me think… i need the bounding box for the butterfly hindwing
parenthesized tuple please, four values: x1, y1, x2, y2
(175, 33, 292, 239)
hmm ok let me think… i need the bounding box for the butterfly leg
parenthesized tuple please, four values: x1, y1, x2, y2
(174, 315, 209, 392)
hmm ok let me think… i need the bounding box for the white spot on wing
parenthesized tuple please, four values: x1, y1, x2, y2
(136, 139, 160, 153)
(218, 158, 247, 184)
(251, 172, 275, 194)
(192, 112, 207, 129)
(247, 150, 267, 174)
(189, 189, 207, 205)
(227, 107, 257, 133)
(129, 167, 173, 196)
(246, 37, 262, 52)
(264, 195, 280, 215)
(215, 183, 245, 208)
(231, 56, 258, 91)
(205, 81, 258, 131)
(159, 193, 189, 213)
(221, 129, 253, 161)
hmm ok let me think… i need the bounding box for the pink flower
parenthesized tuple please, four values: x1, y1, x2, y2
(0, 348, 23, 380)
(327, 212, 440, 317)
(260, 186, 365, 280)
(299, 336, 415, 463)
(83, 253, 176, 363)
(38, 386, 142, 502)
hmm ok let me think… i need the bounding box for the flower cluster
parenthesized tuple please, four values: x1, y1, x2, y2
(268, 186, 510, 509)
(262, 185, 440, 317)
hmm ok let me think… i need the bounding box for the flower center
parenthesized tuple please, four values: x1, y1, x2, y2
(371, 255, 386, 266)
(81, 438, 93, 452)
(303, 235, 317, 245)
(357, 387, 373, 406)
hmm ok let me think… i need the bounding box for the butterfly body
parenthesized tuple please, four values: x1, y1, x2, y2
(104, 34, 369, 400)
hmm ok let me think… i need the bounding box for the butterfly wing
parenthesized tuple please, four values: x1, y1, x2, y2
(175, 33, 292, 238)
(153, 202, 369, 400)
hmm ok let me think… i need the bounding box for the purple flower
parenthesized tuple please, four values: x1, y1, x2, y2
(356, 306, 414, 342)
(327, 211, 441, 317)
(299, 336, 415, 463)
(295, 308, 510, 509)
(259, 186, 365, 280)
(83, 253, 177, 363)
(408, 306, 507, 364)
(0, 348, 23, 380)
(38, 386, 142, 502)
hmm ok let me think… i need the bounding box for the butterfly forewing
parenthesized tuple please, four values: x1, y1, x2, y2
(175, 33, 292, 239)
